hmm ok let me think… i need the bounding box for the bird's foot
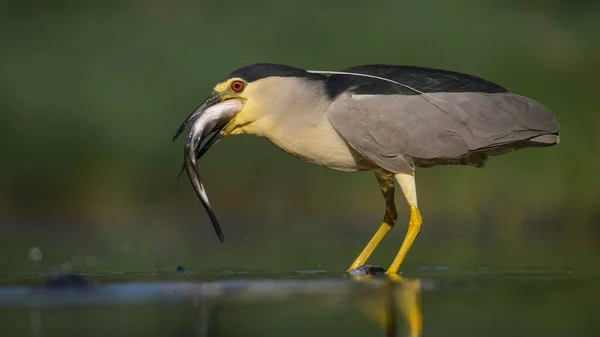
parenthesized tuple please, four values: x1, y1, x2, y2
(348, 265, 387, 276)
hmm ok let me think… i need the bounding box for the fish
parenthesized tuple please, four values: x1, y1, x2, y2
(173, 95, 243, 243)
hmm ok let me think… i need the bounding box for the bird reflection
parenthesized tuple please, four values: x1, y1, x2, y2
(352, 273, 422, 337)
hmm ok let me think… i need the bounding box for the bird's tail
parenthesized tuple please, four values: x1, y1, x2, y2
(529, 133, 560, 146)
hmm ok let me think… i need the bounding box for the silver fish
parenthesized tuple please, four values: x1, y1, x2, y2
(173, 95, 243, 243)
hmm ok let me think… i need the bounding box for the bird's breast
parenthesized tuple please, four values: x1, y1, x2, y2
(264, 116, 374, 172)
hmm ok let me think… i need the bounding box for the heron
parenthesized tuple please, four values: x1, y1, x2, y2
(173, 63, 560, 275)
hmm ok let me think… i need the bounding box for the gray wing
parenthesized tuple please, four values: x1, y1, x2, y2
(326, 92, 559, 174)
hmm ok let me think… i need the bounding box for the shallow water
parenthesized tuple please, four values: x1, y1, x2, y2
(0, 268, 597, 337)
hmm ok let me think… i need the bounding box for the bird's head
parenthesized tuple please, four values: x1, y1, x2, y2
(174, 63, 324, 149)
(172, 63, 325, 242)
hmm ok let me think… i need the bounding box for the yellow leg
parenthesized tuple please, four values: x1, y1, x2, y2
(348, 170, 397, 271)
(386, 173, 423, 275)
(349, 222, 393, 270)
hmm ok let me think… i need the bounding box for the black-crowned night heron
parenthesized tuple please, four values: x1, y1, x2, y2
(173, 63, 560, 275)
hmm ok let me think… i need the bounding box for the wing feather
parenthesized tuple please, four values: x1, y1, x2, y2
(326, 92, 559, 173)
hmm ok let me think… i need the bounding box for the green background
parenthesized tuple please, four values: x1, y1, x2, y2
(1, 0, 598, 276)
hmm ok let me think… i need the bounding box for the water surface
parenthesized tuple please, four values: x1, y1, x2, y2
(0, 268, 596, 337)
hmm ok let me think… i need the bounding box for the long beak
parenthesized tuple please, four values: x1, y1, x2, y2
(173, 93, 242, 243)
(173, 93, 222, 142)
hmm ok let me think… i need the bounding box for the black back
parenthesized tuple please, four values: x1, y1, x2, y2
(223, 63, 324, 83)
(221, 63, 509, 98)
(325, 64, 509, 98)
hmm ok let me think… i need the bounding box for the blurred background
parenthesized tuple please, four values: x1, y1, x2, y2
(1, 0, 598, 276)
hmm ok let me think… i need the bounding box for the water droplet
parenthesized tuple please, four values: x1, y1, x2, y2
(29, 247, 42, 262)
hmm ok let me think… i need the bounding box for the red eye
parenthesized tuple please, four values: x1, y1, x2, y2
(231, 80, 245, 92)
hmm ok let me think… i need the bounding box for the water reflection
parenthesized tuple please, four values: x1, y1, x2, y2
(194, 273, 424, 337)
(0, 271, 424, 337)
(1, 269, 591, 337)
(352, 274, 422, 337)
